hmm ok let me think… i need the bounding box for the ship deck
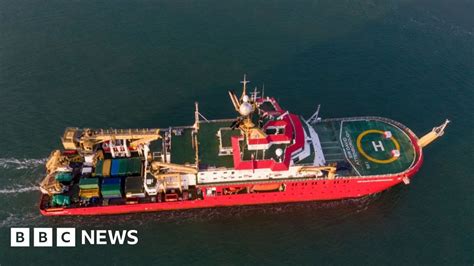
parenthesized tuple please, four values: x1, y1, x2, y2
(312, 118, 416, 176)
(197, 120, 236, 169)
(168, 117, 416, 177)
(169, 128, 195, 165)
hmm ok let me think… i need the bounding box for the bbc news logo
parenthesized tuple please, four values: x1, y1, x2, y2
(10, 228, 138, 247)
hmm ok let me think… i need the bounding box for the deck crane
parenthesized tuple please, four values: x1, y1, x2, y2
(61, 127, 162, 155)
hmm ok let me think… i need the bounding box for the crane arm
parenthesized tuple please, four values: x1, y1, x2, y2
(418, 119, 450, 148)
(228, 91, 241, 112)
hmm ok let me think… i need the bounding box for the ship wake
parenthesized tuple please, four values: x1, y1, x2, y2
(0, 157, 47, 170)
(0, 185, 39, 194)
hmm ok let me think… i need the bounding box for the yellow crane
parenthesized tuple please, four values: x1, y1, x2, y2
(45, 150, 69, 174)
(40, 150, 71, 195)
(61, 127, 161, 152)
(149, 161, 198, 192)
(150, 161, 197, 175)
(418, 119, 450, 148)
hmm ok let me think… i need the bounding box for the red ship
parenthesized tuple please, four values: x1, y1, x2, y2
(39, 76, 449, 216)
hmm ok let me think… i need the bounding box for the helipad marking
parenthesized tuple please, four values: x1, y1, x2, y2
(372, 140, 385, 151)
(356, 130, 400, 164)
(339, 121, 361, 176)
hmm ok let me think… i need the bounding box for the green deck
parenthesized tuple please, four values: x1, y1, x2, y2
(313, 118, 416, 176)
(197, 120, 235, 168)
(220, 128, 242, 148)
(165, 117, 415, 176)
(170, 128, 196, 165)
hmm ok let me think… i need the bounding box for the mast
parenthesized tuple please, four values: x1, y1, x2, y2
(240, 74, 250, 100)
(193, 102, 200, 131)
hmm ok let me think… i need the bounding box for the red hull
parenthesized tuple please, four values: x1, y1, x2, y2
(41, 125, 423, 216)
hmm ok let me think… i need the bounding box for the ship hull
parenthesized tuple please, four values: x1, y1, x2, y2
(41, 159, 422, 216)
(40, 117, 424, 216)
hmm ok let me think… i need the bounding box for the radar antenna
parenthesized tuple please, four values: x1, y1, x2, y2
(240, 74, 250, 100)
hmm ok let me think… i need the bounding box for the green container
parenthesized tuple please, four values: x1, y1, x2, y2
(102, 184, 120, 190)
(101, 178, 121, 197)
(94, 160, 104, 177)
(55, 172, 73, 182)
(79, 178, 99, 189)
(127, 158, 142, 175)
(52, 195, 70, 206)
(101, 190, 120, 194)
(102, 191, 119, 194)
(102, 187, 121, 194)
(119, 159, 128, 176)
(125, 159, 133, 175)
(125, 176, 144, 194)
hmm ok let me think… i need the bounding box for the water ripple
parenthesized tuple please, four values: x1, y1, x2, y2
(0, 157, 47, 170)
(0, 185, 39, 194)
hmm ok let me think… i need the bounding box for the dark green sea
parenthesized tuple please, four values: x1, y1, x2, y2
(0, 0, 472, 264)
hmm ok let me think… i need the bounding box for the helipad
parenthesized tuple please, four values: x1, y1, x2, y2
(339, 119, 416, 176)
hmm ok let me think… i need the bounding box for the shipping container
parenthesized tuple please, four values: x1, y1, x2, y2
(111, 159, 120, 176)
(79, 188, 100, 199)
(118, 159, 128, 176)
(94, 160, 103, 176)
(102, 159, 112, 177)
(52, 195, 70, 206)
(101, 177, 122, 198)
(55, 172, 73, 182)
(79, 178, 99, 190)
(125, 176, 145, 198)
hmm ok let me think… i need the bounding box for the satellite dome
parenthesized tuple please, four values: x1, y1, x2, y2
(275, 148, 283, 157)
(239, 102, 254, 116)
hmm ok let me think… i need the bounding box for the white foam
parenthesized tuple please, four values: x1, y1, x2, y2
(0, 185, 39, 194)
(0, 158, 47, 170)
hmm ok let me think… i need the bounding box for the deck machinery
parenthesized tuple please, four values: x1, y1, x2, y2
(39, 76, 449, 215)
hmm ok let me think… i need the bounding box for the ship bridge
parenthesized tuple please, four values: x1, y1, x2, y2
(193, 96, 320, 173)
(161, 77, 418, 183)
